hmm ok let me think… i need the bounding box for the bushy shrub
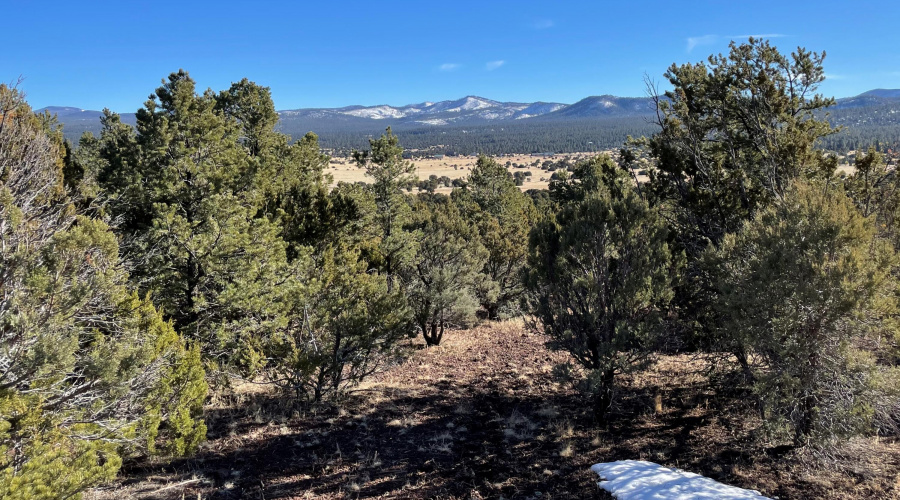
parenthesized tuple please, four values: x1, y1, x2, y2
(525, 156, 679, 419)
(404, 198, 487, 346)
(0, 85, 206, 499)
(705, 182, 900, 446)
(262, 246, 410, 401)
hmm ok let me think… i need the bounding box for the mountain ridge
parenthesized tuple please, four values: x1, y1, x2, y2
(42, 88, 900, 128)
(37, 89, 900, 151)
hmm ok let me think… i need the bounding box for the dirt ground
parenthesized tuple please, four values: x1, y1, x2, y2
(86, 321, 900, 500)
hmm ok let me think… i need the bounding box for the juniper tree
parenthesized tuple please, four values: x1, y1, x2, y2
(705, 182, 900, 446)
(454, 155, 536, 319)
(0, 84, 206, 500)
(844, 149, 900, 245)
(524, 156, 678, 419)
(264, 245, 410, 401)
(404, 196, 487, 346)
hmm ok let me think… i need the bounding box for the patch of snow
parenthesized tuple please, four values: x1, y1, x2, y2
(478, 110, 516, 120)
(439, 96, 499, 113)
(591, 461, 770, 500)
(341, 106, 406, 119)
(457, 97, 495, 111)
(414, 118, 449, 126)
(513, 103, 567, 119)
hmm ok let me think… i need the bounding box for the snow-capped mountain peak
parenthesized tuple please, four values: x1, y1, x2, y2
(293, 96, 560, 125)
(342, 105, 408, 119)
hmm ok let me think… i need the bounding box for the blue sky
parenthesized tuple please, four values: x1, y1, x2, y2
(4, 0, 899, 112)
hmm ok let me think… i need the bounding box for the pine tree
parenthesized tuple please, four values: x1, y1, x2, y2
(352, 127, 418, 292)
(215, 78, 280, 158)
(634, 38, 842, 356)
(454, 155, 536, 319)
(642, 37, 838, 255)
(97, 71, 292, 367)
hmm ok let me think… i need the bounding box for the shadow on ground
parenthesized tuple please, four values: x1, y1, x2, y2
(88, 323, 900, 500)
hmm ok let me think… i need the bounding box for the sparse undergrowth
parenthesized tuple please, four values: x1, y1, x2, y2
(84, 321, 900, 500)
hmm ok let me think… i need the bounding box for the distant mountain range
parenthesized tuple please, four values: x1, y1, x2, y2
(276, 95, 649, 127)
(38, 89, 900, 154)
(281, 96, 568, 124)
(38, 94, 661, 139)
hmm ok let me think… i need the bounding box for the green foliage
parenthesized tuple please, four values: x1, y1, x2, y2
(524, 155, 678, 419)
(263, 246, 410, 401)
(843, 149, 900, 364)
(644, 37, 838, 254)
(215, 78, 280, 158)
(93, 71, 294, 367)
(705, 181, 899, 445)
(844, 148, 900, 245)
(635, 38, 845, 356)
(0, 84, 206, 499)
(404, 197, 487, 346)
(214, 80, 339, 256)
(0, 396, 122, 500)
(270, 132, 362, 259)
(353, 127, 418, 291)
(454, 156, 536, 319)
(85, 73, 412, 401)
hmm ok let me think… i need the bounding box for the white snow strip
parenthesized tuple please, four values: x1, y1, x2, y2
(341, 106, 407, 119)
(591, 460, 770, 500)
(414, 119, 448, 126)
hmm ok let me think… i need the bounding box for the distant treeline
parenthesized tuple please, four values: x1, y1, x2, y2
(53, 101, 900, 156)
(294, 111, 900, 157)
(278, 117, 661, 157)
(820, 99, 900, 151)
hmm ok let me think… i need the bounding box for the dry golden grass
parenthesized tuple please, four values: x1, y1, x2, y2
(327, 151, 873, 195)
(326, 152, 609, 192)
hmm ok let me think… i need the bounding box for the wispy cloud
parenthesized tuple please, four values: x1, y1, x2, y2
(533, 19, 554, 29)
(438, 63, 461, 72)
(686, 33, 788, 52)
(686, 35, 718, 52)
(824, 73, 848, 80)
(486, 60, 505, 71)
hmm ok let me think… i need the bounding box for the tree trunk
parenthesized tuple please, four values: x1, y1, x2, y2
(313, 369, 326, 402)
(793, 391, 817, 447)
(423, 320, 443, 346)
(593, 368, 616, 422)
